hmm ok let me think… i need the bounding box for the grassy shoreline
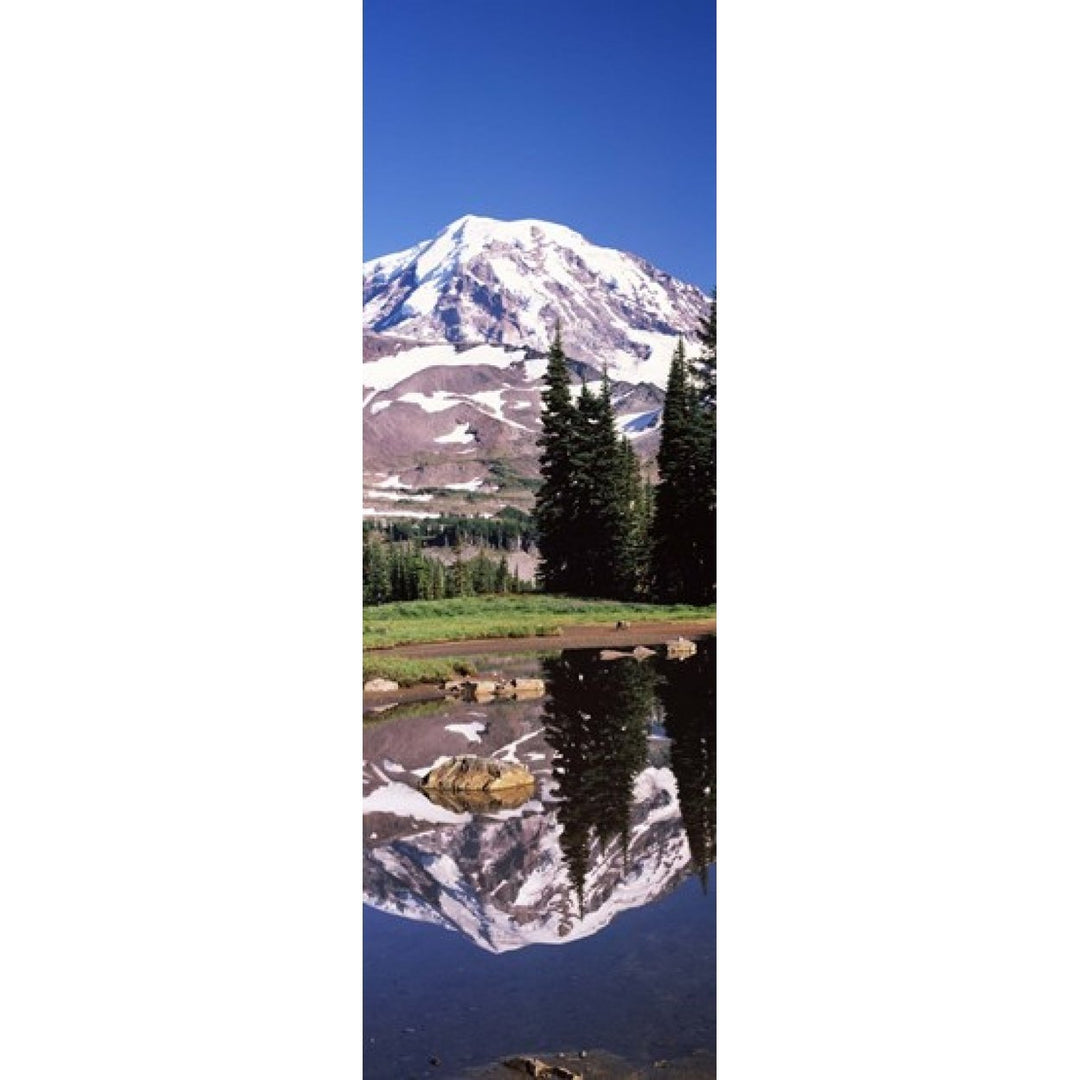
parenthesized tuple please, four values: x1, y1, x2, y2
(362, 655, 480, 687)
(363, 595, 715, 659)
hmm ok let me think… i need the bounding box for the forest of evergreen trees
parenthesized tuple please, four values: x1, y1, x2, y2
(365, 509, 537, 552)
(362, 510, 536, 604)
(535, 295, 716, 604)
(362, 535, 531, 605)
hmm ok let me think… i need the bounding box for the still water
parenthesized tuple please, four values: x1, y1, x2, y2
(363, 638, 716, 1079)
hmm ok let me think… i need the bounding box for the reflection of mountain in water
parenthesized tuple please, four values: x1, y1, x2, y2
(543, 651, 658, 915)
(362, 640, 715, 953)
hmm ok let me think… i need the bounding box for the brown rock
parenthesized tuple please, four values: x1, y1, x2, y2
(421, 755, 535, 795)
(463, 679, 498, 700)
(665, 636, 697, 659)
(509, 677, 545, 693)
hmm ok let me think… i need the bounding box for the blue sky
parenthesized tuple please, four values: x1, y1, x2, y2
(363, 0, 716, 290)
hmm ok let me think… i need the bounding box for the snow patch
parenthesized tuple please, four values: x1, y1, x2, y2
(366, 490, 434, 502)
(618, 409, 661, 435)
(361, 343, 528, 394)
(362, 508, 438, 519)
(434, 422, 475, 445)
(396, 390, 460, 413)
(374, 474, 412, 489)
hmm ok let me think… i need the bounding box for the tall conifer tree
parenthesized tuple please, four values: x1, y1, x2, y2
(686, 290, 717, 603)
(649, 299, 717, 605)
(534, 326, 579, 593)
(650, 337, 695, 600)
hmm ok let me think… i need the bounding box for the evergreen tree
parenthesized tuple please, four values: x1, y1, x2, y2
(448, 543, 472, 598)
(692, 288, 717, 410)
(650, 338, 696, 601)
(569, 378, 615, 596)
(686, 290, 717, 603)
(495, 553, 510, 593)
(362, 533, 392, 605)
(613, 436, 650, 599)
(534, 326, 580, 593)
(650, 325, 716, 605)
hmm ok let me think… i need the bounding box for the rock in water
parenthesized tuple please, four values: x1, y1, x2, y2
(462, 679, 498, 701)
(665, 637, 697, 659)
(421, 755, 534, 795)
(509, 677, 545, 693)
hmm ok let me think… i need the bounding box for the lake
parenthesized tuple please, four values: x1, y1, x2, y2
(363, 637, 716, 1079)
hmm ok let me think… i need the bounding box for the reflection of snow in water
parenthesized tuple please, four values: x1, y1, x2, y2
(410, 754, 452, 778)
(445, 721, 486, 743)
(494, 728, 544, 764)
(362, 780, 470, 825)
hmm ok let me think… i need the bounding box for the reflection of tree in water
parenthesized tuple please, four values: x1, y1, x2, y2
(656, 636, 716, 891)
(542, 652, 657, 917)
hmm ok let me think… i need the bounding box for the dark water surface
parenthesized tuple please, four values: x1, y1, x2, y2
(363, 638, 715, 1080)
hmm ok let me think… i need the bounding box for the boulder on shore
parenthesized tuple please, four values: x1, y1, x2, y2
(363, 677, 400, 692)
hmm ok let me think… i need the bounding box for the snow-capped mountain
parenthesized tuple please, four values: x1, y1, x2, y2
(362, 215, 709, 518)
(364, 215, 709, 384)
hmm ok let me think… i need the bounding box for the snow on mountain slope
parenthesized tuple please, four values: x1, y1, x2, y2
(361, 337, 664, 516)
(363, 215, 709, 386)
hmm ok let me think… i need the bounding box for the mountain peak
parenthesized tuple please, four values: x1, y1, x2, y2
(429, 214, 586, 260)
(363, 215, 708, 378)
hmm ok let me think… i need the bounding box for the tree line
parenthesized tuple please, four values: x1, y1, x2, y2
(364, 509, 537, 552)
(362, 536, 531, 605)
(535, 294, 716, 604)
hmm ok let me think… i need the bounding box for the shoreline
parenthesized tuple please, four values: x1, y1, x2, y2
(362, 618, 715, 708)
